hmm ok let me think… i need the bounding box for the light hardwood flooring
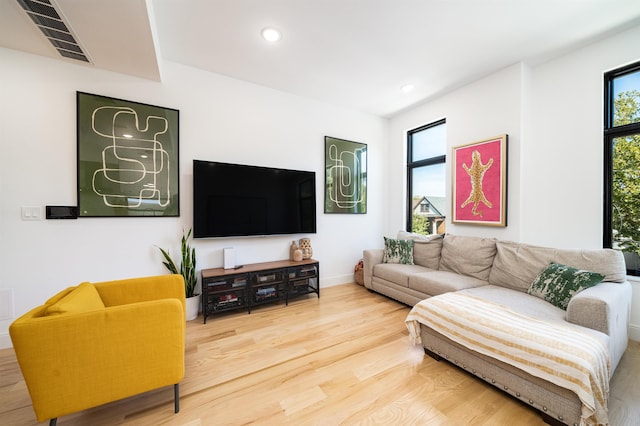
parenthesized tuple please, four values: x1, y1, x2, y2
(1, 283, 638, 425)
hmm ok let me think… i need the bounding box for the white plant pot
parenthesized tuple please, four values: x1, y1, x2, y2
(185, 294, 200, 321)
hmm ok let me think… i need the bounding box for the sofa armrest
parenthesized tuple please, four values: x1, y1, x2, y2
(566, 281, 631, 335)
(10, 299, 185, 421)
(94, 274, 186, 313)
(363, 249, 384, 289)
(567, 280, 631, 373)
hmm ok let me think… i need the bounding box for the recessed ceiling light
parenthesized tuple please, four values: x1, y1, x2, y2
(261, 27, 282, 42)
(401, 84, 415, 93)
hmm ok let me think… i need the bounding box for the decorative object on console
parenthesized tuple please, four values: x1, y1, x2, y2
(324, 136, 367, 214)
(452, 134, 507, 226)
(158, 228, 199, 320)
(223, 247, 236, 270)
(289, 240, 299, 260)
(77, 92, 179, 217)
(298, 238, 313, 259)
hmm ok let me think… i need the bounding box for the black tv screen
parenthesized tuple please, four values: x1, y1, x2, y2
(193, 160, 316, 238)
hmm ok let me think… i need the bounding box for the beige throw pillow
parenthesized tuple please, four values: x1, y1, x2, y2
(439, 234, 496, 281)
(412, 234, 444, 269)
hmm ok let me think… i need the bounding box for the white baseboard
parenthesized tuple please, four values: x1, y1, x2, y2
(629, 323, 640, 342)
(0, 332, 12, 350)
(321, 274, 354, 288)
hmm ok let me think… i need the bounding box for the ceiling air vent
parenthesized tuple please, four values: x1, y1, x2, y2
(17, 0, 90, 63)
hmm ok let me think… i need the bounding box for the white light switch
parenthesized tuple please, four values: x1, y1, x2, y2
(21, 206, 42, 221)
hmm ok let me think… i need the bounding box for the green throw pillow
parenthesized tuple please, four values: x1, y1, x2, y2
(528, 262, 604, 310)
(383, 237, 414, 265)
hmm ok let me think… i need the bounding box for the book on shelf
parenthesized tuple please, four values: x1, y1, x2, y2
(255, 287, 277, 300)
(218, 293, 238, 303)
(298, 266, 317, 276)
(258, 274, 276, 282)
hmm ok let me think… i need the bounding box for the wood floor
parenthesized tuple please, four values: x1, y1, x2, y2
(1, 283, 638, 425)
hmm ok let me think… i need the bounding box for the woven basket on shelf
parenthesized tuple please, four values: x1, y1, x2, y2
(354, 268, 364, 285)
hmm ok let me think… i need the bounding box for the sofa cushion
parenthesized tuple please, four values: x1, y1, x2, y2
(397, 230, 437, 242)
(489, 240, 626, 292)
(439, 234, 496, 281)
(459, 285, 575, 324)
(44, 285, 82, 305)
(382, 237, 414, 264)
(373, 263, 429, 287)
(554, 248, 626, 283)
(412, 235, 444, 270)
(528, 263, 605, 310)
(45, 283, 105, 315)
(409, 270, 487, 296)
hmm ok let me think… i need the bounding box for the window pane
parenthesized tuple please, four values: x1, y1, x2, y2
(411, 123, 446, 161)
(412, 163, 446, 198)
(612, 70, 640, 127)
(612, 134, 640, 273)
(411, 163, 446, 234)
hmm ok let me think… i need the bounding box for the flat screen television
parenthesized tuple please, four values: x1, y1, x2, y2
(193, 160, 317, 238)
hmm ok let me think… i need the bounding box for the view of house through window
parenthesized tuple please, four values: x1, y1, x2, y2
(604, 60, 640, 275)
(407, 119, 446, 235)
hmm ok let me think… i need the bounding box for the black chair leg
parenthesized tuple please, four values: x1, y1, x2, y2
(174, 383, 180, 413)
(49, 419, 57, 426)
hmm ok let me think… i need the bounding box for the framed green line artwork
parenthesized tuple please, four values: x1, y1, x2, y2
(324, 136, 367, 214)
(77, 92, 180, 217)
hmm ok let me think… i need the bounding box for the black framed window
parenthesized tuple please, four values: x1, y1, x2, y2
(604, 60, 640, 275)
(406, 119, 446, 235)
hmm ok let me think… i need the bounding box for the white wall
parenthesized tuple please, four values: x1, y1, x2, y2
(388, 24, 640, 340)
(524, 25, 640, 340)
(387, 62, 524, 242)
(0, 48, 388, 348)
(524, 26, 640, 248)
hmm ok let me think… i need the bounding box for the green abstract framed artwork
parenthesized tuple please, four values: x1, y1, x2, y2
(77, 92, 180, 217)
(324, 136, 367, 214)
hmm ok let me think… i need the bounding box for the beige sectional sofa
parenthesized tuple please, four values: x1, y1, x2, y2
(363, 232, 632, 426)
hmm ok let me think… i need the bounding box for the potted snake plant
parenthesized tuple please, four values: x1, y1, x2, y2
(158, 228, 199, 320)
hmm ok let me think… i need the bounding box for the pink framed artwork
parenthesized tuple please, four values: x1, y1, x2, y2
(452, 135, 508, 226)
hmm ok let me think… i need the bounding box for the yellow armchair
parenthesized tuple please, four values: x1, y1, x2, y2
(9, 274, 186, 425)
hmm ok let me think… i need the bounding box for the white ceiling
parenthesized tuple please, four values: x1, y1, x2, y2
(2, 0, 640, 117)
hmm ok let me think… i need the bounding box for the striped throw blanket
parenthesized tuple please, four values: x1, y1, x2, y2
(405, 292, 610, 426)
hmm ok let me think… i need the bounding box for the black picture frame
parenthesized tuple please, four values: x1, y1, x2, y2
(324, 136, 367, 214)
(77, 92, 180, 217)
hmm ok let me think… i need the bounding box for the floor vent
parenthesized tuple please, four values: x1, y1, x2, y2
(17, 0, 90, 63)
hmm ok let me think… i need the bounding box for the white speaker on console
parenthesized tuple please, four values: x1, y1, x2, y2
(223, 247, 236, 269)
